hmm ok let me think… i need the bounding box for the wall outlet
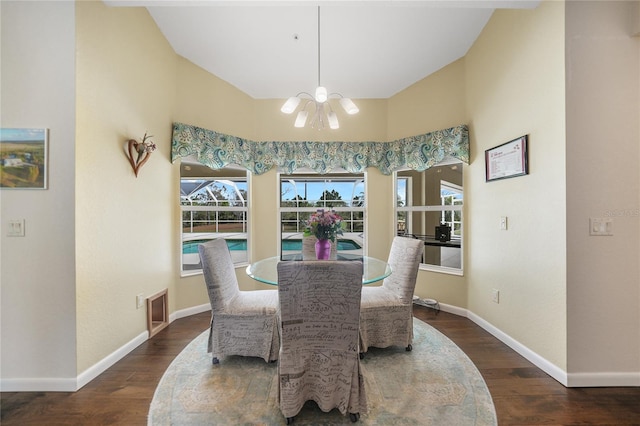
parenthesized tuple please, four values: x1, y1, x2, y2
(7, 219, 25, 237)
(492, 289, 500, 304)
(136, 294, 144, 309)
(499, 216, 508, 230)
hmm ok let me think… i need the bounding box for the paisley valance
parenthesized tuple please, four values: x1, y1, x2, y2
(171, 122, 469, 175)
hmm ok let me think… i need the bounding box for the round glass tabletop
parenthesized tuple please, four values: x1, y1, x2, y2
(246, 255, 392, 286)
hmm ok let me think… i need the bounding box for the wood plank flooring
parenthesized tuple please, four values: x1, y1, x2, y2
(2, 306, 639, 425)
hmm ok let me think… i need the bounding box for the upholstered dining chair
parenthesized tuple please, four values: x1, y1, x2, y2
(277, 260, 367, 424)
(359, 236, 424, 355)
(198, 239, 279, 364)
(301, 235, 338, 260)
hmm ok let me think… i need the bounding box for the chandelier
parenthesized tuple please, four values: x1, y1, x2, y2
(280, 6, 359, 130)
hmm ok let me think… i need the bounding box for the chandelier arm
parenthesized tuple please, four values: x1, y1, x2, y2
(310, 102, 324, 130)
(300, 99, 315, 111)
(323, 101, 335, 113)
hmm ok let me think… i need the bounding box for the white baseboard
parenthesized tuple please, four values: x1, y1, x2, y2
(0, 377, 78, 392)
(5, 302, 635, 391)
(77, 330, 149, 390)
(567, 372, 640, 387)
(435, 302, 467, 317)
(1, 305, 213, 393)
(171, 303, 210, 321)
(436, 305, 639, 388)
(465, 310, 569, 386)
(0, 330, 149, 392)
(77, 305, 211, 391)
(173, 302, 640, 388)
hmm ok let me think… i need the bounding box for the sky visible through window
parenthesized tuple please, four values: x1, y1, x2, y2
(282, 180, 364, 204)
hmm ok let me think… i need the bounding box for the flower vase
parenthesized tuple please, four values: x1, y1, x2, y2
(315, 239, 331, 260)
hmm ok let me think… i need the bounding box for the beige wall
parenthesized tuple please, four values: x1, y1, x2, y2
(172, 58, 261, 307)
(0, 0, 77, 386)
(388, 57, 467, 140)
(388, 57, 469, 307)
(465, 1, 568, 369)
(75, 1, 178, 372)
(565, 0, 640, 381)
(174, 57, 256, 140)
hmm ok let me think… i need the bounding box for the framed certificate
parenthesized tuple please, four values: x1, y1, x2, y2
(485, 135, 528, 182)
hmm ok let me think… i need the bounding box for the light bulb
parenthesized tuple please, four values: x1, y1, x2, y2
(281, 97, 301, 114)
(339, 98, 359, 115)
(327, 111, 339, 129)
(315, 86, 328, 103)
(294, 111, 308, 128)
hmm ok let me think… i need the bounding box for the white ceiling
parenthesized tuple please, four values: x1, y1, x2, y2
(106, 1, 540, 100)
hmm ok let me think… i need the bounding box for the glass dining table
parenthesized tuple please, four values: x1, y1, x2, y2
(246, 255, 392, 286)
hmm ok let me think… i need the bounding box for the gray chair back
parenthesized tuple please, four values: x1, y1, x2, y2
(198, 239, 240, 311)
(382, 236, 424, 304)
(277, 260, 367, 419)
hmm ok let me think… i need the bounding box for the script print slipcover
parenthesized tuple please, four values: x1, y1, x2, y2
(277, 261, 367, 419)
(199, 239, 279, 363)
(359, 236, 424, 353)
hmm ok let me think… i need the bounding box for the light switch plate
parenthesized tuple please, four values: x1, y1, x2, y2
(8, 219, 25, 237)
(590, 217, 613, 236)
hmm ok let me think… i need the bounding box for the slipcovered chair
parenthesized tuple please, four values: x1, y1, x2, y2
(301, 235, 338, 260)
(359, 236, 424, 355)
(198, 239, 279, 364)
(277, 261, 367, 423)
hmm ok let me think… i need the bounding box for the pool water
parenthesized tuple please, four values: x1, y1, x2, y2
(182, 239, 247, 254)
(183, 239, 361, 254)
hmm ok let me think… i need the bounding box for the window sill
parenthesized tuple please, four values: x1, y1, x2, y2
(180, 261, 250, 279)
(419, 264, 464, 277)
(181, 269, 203, 278)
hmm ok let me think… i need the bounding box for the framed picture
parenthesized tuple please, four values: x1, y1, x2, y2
(0, 128, 48, 189)
(485, 135, 528, 182)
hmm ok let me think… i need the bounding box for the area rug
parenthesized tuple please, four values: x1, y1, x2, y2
(148, 319, 496, 425)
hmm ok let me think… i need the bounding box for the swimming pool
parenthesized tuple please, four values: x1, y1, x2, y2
(183, 239, 246, 254)
(183, 238, 361, 254)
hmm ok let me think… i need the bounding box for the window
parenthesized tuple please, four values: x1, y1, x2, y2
(396, 161, 463, 273)
(180, 163, 248, 274)
(279, 171, 365, 260)
(440, 181, 463, 238)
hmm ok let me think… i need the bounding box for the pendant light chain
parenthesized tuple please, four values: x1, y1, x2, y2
(317, 6, 321, 88)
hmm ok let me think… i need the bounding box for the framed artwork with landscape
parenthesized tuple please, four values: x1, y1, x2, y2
(0, 128, 48, 189)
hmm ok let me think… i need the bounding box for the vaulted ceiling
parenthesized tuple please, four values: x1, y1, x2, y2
(106, 1, 540, 99)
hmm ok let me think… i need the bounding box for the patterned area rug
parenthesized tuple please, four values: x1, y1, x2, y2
(148, 319, 496, 425)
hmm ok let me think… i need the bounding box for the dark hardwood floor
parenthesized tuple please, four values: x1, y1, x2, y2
(2, 305, 639, 425)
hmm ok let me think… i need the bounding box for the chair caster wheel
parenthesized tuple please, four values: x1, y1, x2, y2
(350, 412, 360, 422)
(212, 357, 220, 365)
(406, 344, 412, 352)
(286, 416, 294, 424)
